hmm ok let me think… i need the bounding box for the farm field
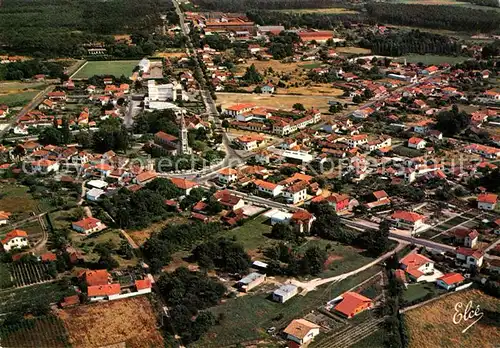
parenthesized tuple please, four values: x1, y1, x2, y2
(0, 183, 43, 219)
(58, 296, 164, 348)
(0, 281, 75, 314)
(193, 267, 382, 348)
(391, 0, 500, 11)
(336, 47, 372, 55)
(216, 92, 336, 114)
(349, 330, 384, 348)
(72, 60, 138, 79)
(0, 82, 46, 107)
(9, 262, 55, 287)
(0, 315, 70, 348)
(394, 54, 469, 65)
(405, 289, 500, 348)
(0, 262, 13, 289)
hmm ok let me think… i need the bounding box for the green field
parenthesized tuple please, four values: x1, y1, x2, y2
(0, 91, 39, 108)
(395, 54, 469, 65)
(193, 267, 382, 347)
(403, 282, 437, 304)
(0, 263, 12, 289)
(72, 60, 138, 79)
(299, 62, 323, 69)
(350, 330, 385, 348)
(220, 215, 273, 251)
(298, 239, 376, 279)
(0, 281, 76, 314)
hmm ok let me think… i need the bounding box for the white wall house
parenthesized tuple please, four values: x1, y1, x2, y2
(1, 230, 29, 252)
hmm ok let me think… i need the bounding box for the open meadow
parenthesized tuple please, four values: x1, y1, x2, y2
(0, 82, 47, 108)
(405, 289, 500, 348)
(72, 60, 138, 79)
(0, 183, 44, 219)
(58, 296, 164, 348)
(394, 54, 469, 65)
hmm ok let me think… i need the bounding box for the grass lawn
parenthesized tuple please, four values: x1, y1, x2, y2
(0, 183, 43, 219)
(403, 282, 436, 304)
(272, 8, 359, 14)
(193, 267, 382, 348)
(0, 263, 12, 289)
(298, 238, 376, 279)
(299, 62, 323, 69)
(394, 54, 468, 66)
(72, 60, 138, 79)
(0, 91, 39, 108)
(50, 207, 81, 230)
(0, 281, 76, 314)
(220, 215, 273, 252)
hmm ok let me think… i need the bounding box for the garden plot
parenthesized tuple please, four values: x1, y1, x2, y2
(10, 262, 54, 287)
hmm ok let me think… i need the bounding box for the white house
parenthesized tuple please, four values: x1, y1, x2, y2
(282, 181, 307, 204)
(223, 103, 255, 117)
(72, 217, 106, 235)
(261, 83, 275, 94)
(408, 137, 426, 150)
(31, 159, 59, 174)
(436, 273, 465, 291)
(217, 168, 238, 184)
(0, 211, 11, 225)
(273, 284, 298, 303)
(346, 134, 368, 148)
(253, 179, 283, 197)
(1, 229, 29, 252)
(237, 273, 266, 292)
(454, 229, 479, 248)
(283, 319, 320, 346)
(456, 247, 484, 268)
(389, 210, 425, 234)
(477, 193, 497, 211)
(400, 253, 435, 282)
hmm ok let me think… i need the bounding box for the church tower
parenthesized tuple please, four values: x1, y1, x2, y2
(179, 110, 192, 155)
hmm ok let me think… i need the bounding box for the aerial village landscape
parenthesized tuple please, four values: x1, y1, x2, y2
(0, 0, 499, 347)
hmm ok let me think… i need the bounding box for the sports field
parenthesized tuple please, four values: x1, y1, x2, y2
(72, 60, 138, 79)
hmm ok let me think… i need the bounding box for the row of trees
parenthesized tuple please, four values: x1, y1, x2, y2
(359, 30, 461, 57)
(0, 60, 65, 80)
(366, 3, 500, 32)
(192, 0, 347, 12)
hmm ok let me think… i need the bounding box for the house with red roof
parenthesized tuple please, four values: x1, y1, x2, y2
(456, 247, 484, 268)
(223, 103, 256, 117)
(253, 179, 283, 197)
(170, 177, 198, 195)
(477, 193, 497, 211)
(389, 210, 425, 233)
(436, 273, 465, 290)
(213, 190, 245, 211)
(72, 217, 106, 235)
(408, 137, 426, 150)
(453, 228, 479, 248)
(88, 284, 121, 301)
(0, 211, 11, 225)
(80, 269, 110, 287)
(365, 190, 391, 210)
(326, 193, 350, 213)
(217, 167, 238, 184)
(282, 181, 308, 204)
(291, 209, 316, 234)
(1, 229, 29, 252)
(400, 253, 435, 282)
(135, 279, 152, 294)
(333, 292, 373, 318)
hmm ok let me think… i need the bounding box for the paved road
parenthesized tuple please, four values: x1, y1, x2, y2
(0, 85, 55, 138)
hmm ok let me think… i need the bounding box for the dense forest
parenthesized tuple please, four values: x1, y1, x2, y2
(359, 30, 462, 56)
(0, 0, 177, 57)
(366, 3, 500, 32)
(247, 10, 366, 30)
(463, 0, 499, 7)
(191, 0, 348, 12)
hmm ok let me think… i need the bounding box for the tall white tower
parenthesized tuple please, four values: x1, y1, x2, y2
(179, 110, 192, 155)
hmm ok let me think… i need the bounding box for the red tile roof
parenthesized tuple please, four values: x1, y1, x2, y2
(218, 168, 238, 176)
(456, 247, 483, 259)
(40, 252, 57, 262)
(87, 284, 121, 297)
(170, 177, 198, 190)
(478, 193, 497, 204)
(334, 292, 372, 317)
(1, 229, 28, 245)
(81, 269, 109, 287)
(155, 131, 178, 142)
(400, 253, 433, 271)
(291, 209, 314, 222)
(135, 279, 152, 291)
(438, 272, 465, 285)
(454, 228, 479, 239)
(254, 179, 279, 191)
(60, 295, 80, 307)
(391, 210, 425, 223)
(72, 217, 101, 231)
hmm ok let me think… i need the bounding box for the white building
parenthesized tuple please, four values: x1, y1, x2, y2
(86, 188, 105, 201)
(477, 193, 497, 211)
(217, 168, 238, 184)
(72, 217, 106, 235)
(1, 229, 29, 252)
(456, 248, 484, 268)
(400, 253, 435, 282)
(408, 137, 426, 150)
(283, 319, 320, 346)
(273, 284, 298, 303)
(147, 80, 187, 103)
(390, 210, 425, 234)
(253, 179, 283, 197)
(282, 182, 307, 204)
